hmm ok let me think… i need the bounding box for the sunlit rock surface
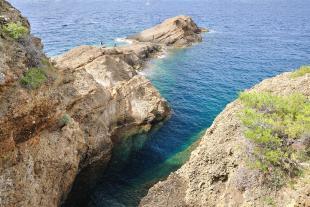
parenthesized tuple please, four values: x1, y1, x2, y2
(140, 71, 310, 207)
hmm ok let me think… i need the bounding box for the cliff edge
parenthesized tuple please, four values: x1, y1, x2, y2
(141, 67, 310, 207)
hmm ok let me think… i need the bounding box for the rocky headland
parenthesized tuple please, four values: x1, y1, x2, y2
(141, 69, 310, 207)
(128, 15, 205, 47)
(0, 0, 204, 206)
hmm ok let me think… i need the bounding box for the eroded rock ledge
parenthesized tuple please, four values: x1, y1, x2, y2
(140, 71, 310, 207)
(0, 1, 204, 206)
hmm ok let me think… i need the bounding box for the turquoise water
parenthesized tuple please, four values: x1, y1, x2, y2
(10, 0, 310, 206)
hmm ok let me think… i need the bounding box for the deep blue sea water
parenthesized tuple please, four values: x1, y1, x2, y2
(10, 0, 310, 206)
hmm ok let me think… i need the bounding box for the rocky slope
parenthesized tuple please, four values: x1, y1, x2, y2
(0, 1, 204, 206)
(140, 70, 310, 207)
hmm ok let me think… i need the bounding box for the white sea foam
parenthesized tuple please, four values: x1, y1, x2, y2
(157, 53, 167, 59)
(114, 37, 133, 45)
(156, 48, 169, 59)
(138, 71, 146, 76)
(138, 64, 156, 77)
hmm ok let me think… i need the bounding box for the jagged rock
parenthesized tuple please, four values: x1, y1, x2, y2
(140, 72, 310, 207)
(128, 15, 204, 47)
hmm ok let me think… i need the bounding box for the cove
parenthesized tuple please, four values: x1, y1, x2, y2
(10, 0, 310, 206)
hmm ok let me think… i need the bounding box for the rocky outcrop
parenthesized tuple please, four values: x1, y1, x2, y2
(0, 1, 67, 206)
(128, 15, 204, 47)
(140, 71, 310, 207)
(0, 1, 203, 206)
(51, 43, 170, 168)
(0, 0, 43, 87)
(0, 43, 170, 207)
(0, 0, 56, 155)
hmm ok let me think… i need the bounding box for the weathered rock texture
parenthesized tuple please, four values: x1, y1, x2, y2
(140, 72, 310, 207)
(0, 1, 203, 206)
(128, 15, 204, 47)
(51, 43, 170, 168)
(0, 0, 43, 87)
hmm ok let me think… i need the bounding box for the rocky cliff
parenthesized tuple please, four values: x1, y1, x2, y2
(141, 69, 310, 207)
(0, 1, 204, 206)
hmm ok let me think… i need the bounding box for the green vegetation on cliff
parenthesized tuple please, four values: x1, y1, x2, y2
(59, 114, 71, 127)
(2, 22, 28, 39)
(20, 68, 46, 89)
(239, 91, 309, 186)
(291, 65, 310, 78)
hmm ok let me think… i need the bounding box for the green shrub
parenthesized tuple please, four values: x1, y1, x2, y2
(290, 65, 310, 78)
(59, 114, 71, 127)
(20, 68, 46, 89)
(239, 92, 310, 183)
(264, 196, 276, 206)
(2, 22, 28, 40)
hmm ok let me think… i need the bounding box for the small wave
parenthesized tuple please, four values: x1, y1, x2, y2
(138, 71, 146, 76)
(138, 64, 156, 76)
(157, 53, 167, 59)
(89, 21, 100, 24)
(114, 37, 133, 45)
(156, 49, 169, 59)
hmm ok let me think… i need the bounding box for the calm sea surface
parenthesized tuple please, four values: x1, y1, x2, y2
(10, 0, 310, 206)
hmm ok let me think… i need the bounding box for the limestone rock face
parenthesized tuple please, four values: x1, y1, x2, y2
(128, 15, 203, 47)
(0, 0, 44, 87)
(0, 0, 55, 154)
(0, 1, 72, 206)
(140, 72, 310, 207)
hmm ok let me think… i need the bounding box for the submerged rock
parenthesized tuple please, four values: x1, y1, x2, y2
(140, 71, 310, 207)
(128, 15, 204, 47)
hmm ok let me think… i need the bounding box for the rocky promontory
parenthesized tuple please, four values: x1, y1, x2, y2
(141, 68, 310, 207)
(128, 15, 205, 47)
(0, 0, 204, 206)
